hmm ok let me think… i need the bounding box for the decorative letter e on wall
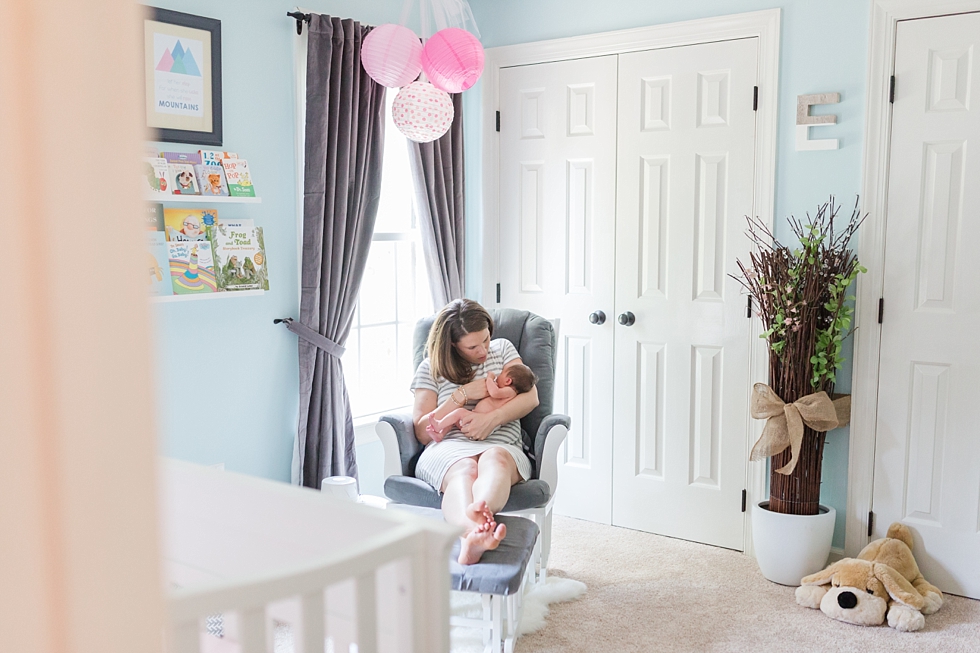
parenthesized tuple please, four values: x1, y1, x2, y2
(796, 92, 840, 151)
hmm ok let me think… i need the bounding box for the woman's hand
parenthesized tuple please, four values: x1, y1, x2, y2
(458, 411, 498, 441)
(459, 377, 489, 402)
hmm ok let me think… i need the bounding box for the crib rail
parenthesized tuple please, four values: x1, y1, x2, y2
(161, 461, 458, 653)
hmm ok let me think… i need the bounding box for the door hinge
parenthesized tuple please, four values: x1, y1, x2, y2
(746, 295, 753, 318)
(495, 111, 500, 132)
(889, 75, 896, 104)
(878, 298, 884, 324)
(741, 489, 747, 513)
(753, 86, 759, 111)
(496, 283, 501, 303)
(868, 511, 875, 537)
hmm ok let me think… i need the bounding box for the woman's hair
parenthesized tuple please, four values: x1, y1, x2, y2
(502, 364, 537, 394)
(427, 299, 494, 385)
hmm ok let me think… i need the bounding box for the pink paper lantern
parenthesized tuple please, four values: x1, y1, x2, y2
(421, 28, 484, 94)
(391, 81, 454, 143)
(361, 24, 422, 88)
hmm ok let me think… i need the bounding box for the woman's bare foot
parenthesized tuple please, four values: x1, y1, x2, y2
(458, 522, 507, 565)
(464, 500, 494, 528)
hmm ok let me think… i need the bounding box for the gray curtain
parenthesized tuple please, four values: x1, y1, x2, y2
(408, 93, 465, 306)
(293, 14, 385, 488)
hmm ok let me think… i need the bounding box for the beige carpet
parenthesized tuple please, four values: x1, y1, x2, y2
(516, 516, 980, 653)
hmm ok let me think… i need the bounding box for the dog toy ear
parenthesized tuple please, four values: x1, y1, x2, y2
(874, 563, 925, 610)
(801, 560, 842, 586)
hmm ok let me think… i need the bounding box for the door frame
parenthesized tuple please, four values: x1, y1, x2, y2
(847, 0, 980, 558)
(480, 9, 780, 554)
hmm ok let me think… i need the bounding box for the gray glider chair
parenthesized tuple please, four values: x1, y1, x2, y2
(376, 308, 570, 579)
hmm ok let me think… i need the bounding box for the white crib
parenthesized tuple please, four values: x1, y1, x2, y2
(160, 460, 459, 653)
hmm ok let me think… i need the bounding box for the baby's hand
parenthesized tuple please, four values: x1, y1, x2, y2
(486, 373, 499, 391)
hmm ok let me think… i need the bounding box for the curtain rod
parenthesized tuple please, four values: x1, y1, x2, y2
(287, 11, 311, 35)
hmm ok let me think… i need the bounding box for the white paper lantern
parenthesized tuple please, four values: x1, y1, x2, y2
(361, 24, 423, 88)
(391, 81, 454, 143)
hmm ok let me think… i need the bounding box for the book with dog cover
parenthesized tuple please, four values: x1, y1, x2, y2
(221, 158, 256, 197)
(164, 208, 217, 243)
(168, 240, 217, 295)
(146, 230, 172, 297)
(142, 157, 171, 195)
(194, 162, 229, 196)
(168, 163, 201, 195)
(161, 152, 202, 196)
(211, 219, 268, 291)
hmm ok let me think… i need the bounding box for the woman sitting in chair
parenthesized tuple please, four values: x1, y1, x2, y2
(411, 298, 539, 564)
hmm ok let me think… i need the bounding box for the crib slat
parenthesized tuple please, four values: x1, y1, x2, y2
(412, 535, 452, 653)
(356, 571, 378, 653)
(171, 618, 201, 653)
(240, 607, 267, 653)
(300, 590, 326, 653)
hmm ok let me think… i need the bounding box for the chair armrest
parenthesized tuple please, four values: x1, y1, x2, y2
(376, 413, 422, 479)
(534, 414, 570, 492)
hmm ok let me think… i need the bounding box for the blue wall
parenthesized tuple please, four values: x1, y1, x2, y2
(463, 0, 871, 548)
(152, 0, 868, 548)
(150, 0, 406, 482)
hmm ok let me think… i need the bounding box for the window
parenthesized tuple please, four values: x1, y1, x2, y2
(343, 95, 433, 420)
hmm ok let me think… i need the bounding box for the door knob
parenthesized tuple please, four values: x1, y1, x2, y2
(589, 311, 606, 325)
(618, 311, 636, 327)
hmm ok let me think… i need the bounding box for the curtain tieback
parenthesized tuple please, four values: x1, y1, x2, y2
(279, 318, 346, 359)
(749, 383, 851, 476)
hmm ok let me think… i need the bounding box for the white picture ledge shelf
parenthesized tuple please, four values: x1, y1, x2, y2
(151, 289, 264, 303)
(145, 194, 262, 204)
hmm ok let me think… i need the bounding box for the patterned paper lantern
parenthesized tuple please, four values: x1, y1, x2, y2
(421, 28, 484, 93)
(392, 81, 455, 143)
(361, 24, 423, 88)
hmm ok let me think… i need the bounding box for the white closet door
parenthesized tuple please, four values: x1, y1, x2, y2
(612, 38, 758, 550)
(873, 13, 980, 599)
(498, 56, 618, 523)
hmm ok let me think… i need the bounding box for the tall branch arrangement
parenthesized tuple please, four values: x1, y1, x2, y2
(734, 197, 866, 515)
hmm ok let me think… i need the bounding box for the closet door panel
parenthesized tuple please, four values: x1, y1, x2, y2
(499, 56, 618, 524)
(612, 38, 758, 550)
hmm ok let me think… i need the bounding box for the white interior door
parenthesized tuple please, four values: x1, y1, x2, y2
(611, 39, 758, 550)
(872, 12, 980, 599)
(498, 56, 618, 523)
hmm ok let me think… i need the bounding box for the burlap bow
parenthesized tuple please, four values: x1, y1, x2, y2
(749, 384, 852, 475)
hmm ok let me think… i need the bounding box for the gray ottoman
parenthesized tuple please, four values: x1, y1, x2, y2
(388, 505, 540, 652)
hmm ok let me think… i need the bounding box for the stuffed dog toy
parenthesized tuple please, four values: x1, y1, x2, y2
(795, 523, 942, 632)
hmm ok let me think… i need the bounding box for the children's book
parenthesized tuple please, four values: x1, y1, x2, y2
(142, 157, 171, 194)
(221, 158, 256, 197)
(194, 162, 229, 196)
(164, 208, 218, 242)
(167, 240, 217, 295)
(144, 203, 164, 231)
(168, 163, 201, 195)
(146, 231, 172, 297)
(211, 219, 269, 291)
(161, 152, 203, 196)
(198, 149, 238, 164)
(161, 151, 203, 166)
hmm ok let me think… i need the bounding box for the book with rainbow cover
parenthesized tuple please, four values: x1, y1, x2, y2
(167, 241, 217, 295)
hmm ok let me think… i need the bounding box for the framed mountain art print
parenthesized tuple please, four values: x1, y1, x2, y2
(143, 7, 222, 145)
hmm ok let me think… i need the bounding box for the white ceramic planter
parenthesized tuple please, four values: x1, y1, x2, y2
(752, 501, 836, 586)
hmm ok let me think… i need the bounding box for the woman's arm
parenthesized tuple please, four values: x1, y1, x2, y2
(412, 389, 439, 445)
(458, 383, 539, 441)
